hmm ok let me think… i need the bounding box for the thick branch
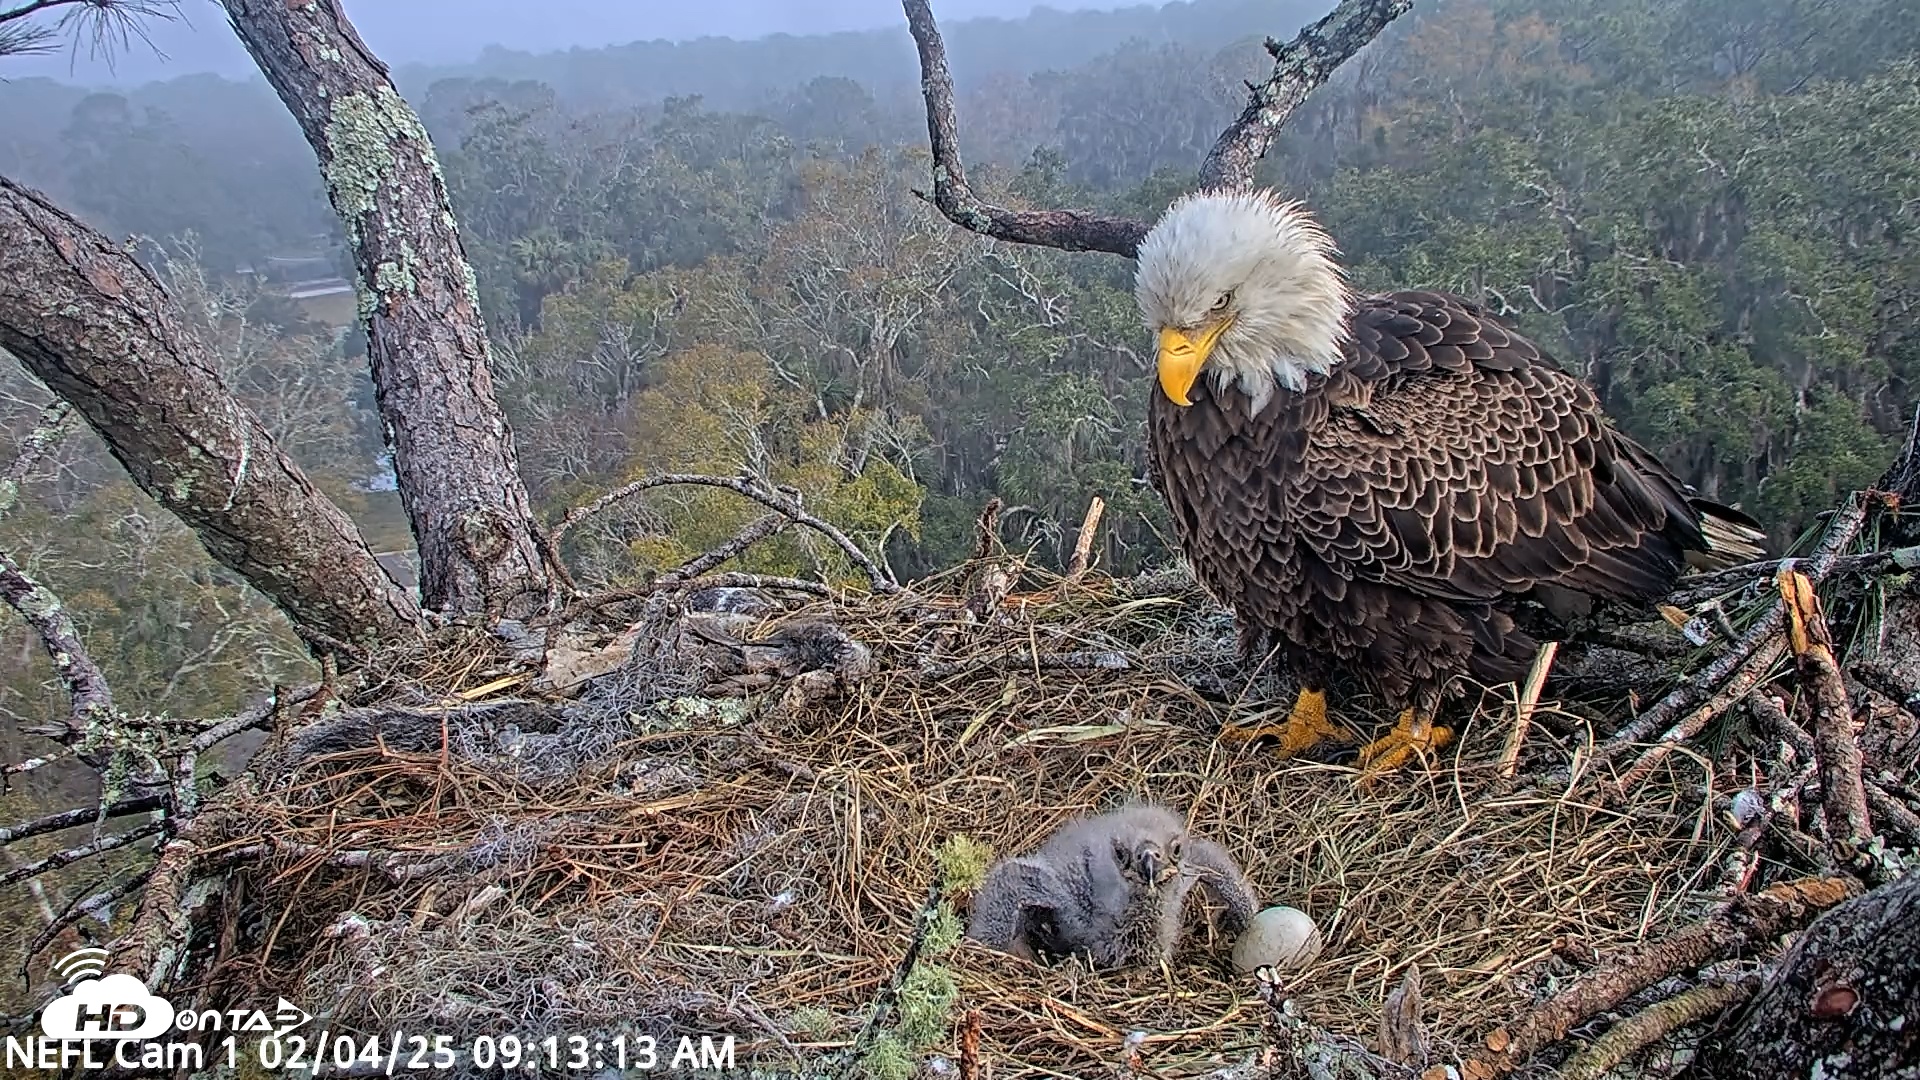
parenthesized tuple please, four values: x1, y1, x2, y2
(223, 0, 550, 616)
(1668, 546, 1920, 609)
(0, 176, 420, 649)
(1606, 492, 1870, 751)
(1689, 868, 1920, 1080)
(904, 0, 1410, 256)
(658, 513, 791, 585)
(1780, 569, 1874, 854)
(0, 400, 72, 519)
(1557, 981, 1756, 1080)
(1197, 0, 1413, 189)
(0, 794, 163, 845)
(901, 0, 1150, 257)
(1465, 877, 1861, 1078)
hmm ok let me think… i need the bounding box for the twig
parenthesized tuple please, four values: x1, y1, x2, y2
(1668, 546, 1920, 608)
(2, 747, 74, 782)
(0, 794, 164, 845)
(22, 866, 155, 970)
(1780, 568, 1874, 856)
(1747, 691, 1816, 762)
(1605, 491, 1871, 752)
(1499, 641, 1558, 779)
(1554, 980, 1757, 1080)
(1607, 636, 1787, 797)
(0, 400, 73, 519)
(1197, 0, 1413, 189)
(843, 881, 944, 1076)
(191, 684, 320, 752)
(552, 472, 898, 593)
(918, 650, 1132, 680)
(561, 570, 835, 624)
(0, 820, 164, 887)
(1461, 876, 1861, 1078)
(270, 837, 448, 882)
(970, 497, 1002, 564)
(957, 1008, 984, 1080)
(1065, 495, 1106, 581)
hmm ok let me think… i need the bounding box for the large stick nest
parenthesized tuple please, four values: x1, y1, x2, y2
(167, 562, 1790, 1079)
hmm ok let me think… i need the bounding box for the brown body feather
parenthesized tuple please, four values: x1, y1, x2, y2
(1147, 290, 1752, 713)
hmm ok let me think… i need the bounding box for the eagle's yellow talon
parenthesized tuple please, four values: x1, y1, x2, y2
(1219, 688, 1350, 758)
(1356, 709, 1453, 774)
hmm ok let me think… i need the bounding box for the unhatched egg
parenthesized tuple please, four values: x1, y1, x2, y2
(1232, 905, 1324, 974)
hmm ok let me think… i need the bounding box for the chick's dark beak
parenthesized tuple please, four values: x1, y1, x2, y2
(1136, 844, 1165, 882)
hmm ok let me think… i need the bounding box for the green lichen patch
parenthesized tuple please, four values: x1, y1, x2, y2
(895, 963, 958, 1049)
(856, 1033, 912, 1080)
(934, 834, 994, 893)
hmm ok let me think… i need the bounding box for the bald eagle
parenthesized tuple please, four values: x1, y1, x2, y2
(1134, 189, 1765, 772)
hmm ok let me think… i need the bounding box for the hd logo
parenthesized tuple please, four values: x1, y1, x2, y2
(40, 973, 176, 1041)
(39, 949, 174, 1041)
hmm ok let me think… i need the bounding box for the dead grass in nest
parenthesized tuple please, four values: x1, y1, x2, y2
(211, 566, 1737, 1078)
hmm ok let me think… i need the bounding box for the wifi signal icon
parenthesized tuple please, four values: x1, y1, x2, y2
(53, 947, 111, 987)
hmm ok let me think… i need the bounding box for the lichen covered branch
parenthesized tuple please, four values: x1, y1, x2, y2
(0, 175, 421, 647)
(222, 0, 550, 616)
(1197, 0, 1413, 189)
(0, 546, 115, 739)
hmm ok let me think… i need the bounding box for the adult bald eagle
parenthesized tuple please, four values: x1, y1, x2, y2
(1134, 189, 1764, 772)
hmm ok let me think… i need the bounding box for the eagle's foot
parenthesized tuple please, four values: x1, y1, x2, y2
(1356, 709, 1454, 775)
(1219, 688, 1351, 758)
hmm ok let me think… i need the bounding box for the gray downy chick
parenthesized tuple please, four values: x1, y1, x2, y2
(966, 802, 1259, 970)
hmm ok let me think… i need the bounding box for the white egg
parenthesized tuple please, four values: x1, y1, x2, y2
(1232, 905, 1324, 974)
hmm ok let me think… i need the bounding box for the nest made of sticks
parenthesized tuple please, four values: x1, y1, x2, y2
(189, 564, 1768, 1079)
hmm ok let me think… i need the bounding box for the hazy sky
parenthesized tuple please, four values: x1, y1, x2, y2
(10, 0, 1135, 86)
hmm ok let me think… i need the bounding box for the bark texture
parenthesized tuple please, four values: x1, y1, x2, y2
(1690, 868, 1920, 1080)
(223, 0, 550, 616)
(0, 176, 420, 649)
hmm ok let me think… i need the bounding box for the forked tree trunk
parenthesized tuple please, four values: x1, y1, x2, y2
(0, 177, 421, 650)
(1688, 868, 1920, 1079)
(222, 0, 550, 617)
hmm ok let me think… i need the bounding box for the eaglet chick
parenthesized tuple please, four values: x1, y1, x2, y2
(966, 803, 1259, 970)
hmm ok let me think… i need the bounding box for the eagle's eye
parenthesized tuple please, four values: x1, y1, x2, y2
(1210, 290, 1235, 314)
(1170, 839, 1183, 860)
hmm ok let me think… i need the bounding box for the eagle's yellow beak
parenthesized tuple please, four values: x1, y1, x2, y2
(1156, 320, 1230, 406)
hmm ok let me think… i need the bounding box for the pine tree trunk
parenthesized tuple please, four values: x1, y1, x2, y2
(222, 0, 551, 616)
(1688, 868, 1920, 1079)
(0, 176, 421, 649)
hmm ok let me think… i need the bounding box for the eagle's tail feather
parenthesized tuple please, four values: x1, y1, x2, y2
(1687, 499, 1769, 570)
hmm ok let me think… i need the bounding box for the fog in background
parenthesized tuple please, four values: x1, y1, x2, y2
(11, 0, 1136, 85)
